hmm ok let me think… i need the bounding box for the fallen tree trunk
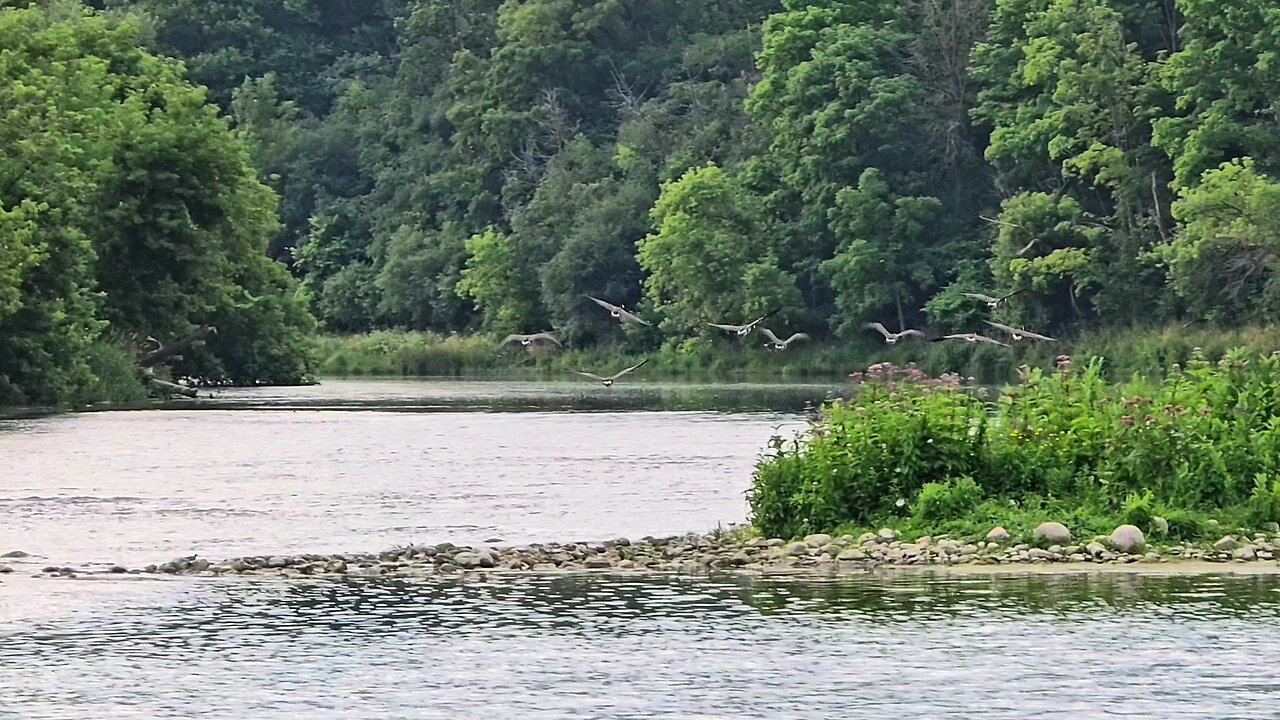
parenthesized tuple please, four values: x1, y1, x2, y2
(143, 373, 199, 398)
(139, 325, 217, 368)
(137, 325, 217, 398)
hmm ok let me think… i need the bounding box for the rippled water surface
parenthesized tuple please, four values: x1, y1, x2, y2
(0, 380, 817, 567)
(3, 379, 1280, 719)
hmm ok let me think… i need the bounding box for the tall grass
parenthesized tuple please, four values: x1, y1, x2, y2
(316, 331, 882, 379)
(316, 325, 1280, 383)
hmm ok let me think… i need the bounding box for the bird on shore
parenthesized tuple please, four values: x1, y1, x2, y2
(586, 295, 651, 326)
(933, 333, 1010, 347)
(864, 322, 925, 345)
(759, 328, 810, 351)
(983, 320, 1056, 342)
(963, 290, 1023, 309)
(499, 332, 564, 348)
(709, 308, 781, 338)
(570, 359, 650, 387)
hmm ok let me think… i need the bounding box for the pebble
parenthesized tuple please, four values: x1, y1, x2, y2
(786, 541, 811, 557)
(1213, 536, 1239, 552)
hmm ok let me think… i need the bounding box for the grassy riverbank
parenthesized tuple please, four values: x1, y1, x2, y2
(315, 326, 1280, 383)
(750, 350, 1280, 550)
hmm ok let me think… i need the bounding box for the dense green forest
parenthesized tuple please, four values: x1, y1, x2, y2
(5, 0, 1280, 401)
(115, 0, 1280, 342)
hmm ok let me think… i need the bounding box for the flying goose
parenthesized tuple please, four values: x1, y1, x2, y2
(864, 322, 925, 345)
(963, 289, 1023, 309)
(499, 332, 564, 348)
(709, 308, 781, 337)
(933, 333, 1010, 348)
(586, 295, 651, 326)
(759, 328, 810, 351)
(983, 320, 1056, 342)
(570, 358, 649, 387)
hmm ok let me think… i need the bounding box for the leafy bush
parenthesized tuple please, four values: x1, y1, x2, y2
(750, 351, 1280, 540)
(1247, 475, 1280, 525)
(913, 477, 984, 523)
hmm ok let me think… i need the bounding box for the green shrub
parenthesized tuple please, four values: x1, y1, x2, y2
(913, 476, 983, 523)
(1247, 474, 1280, 525)
(1120, 490, 1157, 532)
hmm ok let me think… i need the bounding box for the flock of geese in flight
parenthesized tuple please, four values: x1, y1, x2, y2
(500, 290, 1055, 387)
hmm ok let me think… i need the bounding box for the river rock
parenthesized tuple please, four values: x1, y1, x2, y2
(1151, 516, 1170, 535)
(858, 532, 878, 545)
(1233, 547, 1257, 561)
(1086, 541, 1107, 558)
(1033, 522, 1072, 545)
(877, 528, 898, 542)
(764, 538, 785, 548)
(837, 548, 867, 561)
(453, 552, 491, 569)
(1109, 525, 1146, 554)
(1213, 536, 1239, 552)
(0, 565, 12, 574)
(784, 541, 810, 557)
(1, 551, 30, 559)
(1028, 548, 1058, 561)
(803, 533, 833, 548)
(985, 527, 1011, 543)
(1265, 522, 1280, 534)
(584, 557, 613, 569)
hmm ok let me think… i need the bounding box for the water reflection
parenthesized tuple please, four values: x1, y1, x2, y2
(2, 572, 1279, 719)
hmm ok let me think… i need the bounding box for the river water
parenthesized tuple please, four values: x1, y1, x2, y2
(2, 379, 1280, 719)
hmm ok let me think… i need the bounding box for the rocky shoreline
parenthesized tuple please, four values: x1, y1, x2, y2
(7, 523, 1280, 580)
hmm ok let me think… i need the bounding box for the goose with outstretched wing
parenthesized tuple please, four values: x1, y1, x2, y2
(586, 295, 651, 326)
(570, 359, 650, 387)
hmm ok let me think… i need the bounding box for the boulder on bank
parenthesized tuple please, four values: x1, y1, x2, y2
(1033, 522, 1072, 545)
(803, 533, 832, 548)
(1109, 525, 1146, 554)
(985, 527, 1011, 543)
(786, 541, 811, 557)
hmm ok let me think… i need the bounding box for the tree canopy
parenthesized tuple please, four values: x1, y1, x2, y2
(0, 2, 313, 404)
(10, 0, 1280, 393)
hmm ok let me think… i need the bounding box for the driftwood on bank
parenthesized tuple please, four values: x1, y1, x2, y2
(139, 325, 217, 368)
(138, 325, 217, 398)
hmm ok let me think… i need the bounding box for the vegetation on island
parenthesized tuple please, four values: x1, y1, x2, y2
(751, 352, 1280, 546)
